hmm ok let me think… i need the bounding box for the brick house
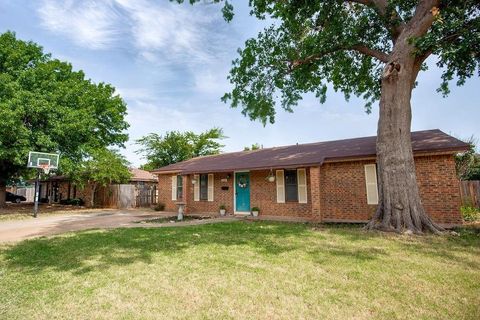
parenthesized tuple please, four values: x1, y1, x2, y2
(152, 130, 469, 225)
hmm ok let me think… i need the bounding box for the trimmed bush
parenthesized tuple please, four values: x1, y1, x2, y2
(154, 202, 165, 211)
(461, 206, 480, 222)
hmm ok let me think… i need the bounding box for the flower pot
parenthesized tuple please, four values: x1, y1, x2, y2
(220, 209, 226, 216)
(252, 211, 259, 217)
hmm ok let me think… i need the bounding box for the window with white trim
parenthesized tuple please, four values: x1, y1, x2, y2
(176, 175, 183, 200)
(276, 168, 308, 204)
(285, 170, 298, 202)
(199, 174, 208, 200)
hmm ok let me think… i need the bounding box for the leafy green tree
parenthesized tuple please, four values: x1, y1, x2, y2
(244, 143, 261, 151)
(69, 149, 132, 207)
(0, 31, 129, 207)
(180, 0, 479, 233)
(136, 128, 225, 170)
(456, 137, 480, 180)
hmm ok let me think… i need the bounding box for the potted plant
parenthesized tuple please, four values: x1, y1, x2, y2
(219, 204, 227, 216)
(251, 207, 260, 217)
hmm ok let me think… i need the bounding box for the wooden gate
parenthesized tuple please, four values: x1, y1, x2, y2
(95, 184, 156, 208)
(459, 180, 480, 208)
(135, 184, 157, 207)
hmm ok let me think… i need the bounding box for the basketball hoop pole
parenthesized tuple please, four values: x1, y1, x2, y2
(33, 169, 40, 218)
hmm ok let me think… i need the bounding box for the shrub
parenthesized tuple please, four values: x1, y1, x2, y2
(219, 204, 226, 210)
(154, 202, 165, 211)
(461, 206, 480, 222)
(71, 198, 85, 206)
(251, 207, 260, 212)
(59, 198, 85, 206)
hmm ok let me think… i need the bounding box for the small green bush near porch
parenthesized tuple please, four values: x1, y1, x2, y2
(0, 222, 479, 319)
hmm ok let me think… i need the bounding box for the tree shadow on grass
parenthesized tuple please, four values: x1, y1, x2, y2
(3, 221, 478, 275)
(2, 221, 312, 275)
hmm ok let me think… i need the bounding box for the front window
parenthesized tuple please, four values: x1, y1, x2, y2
(285, 170, 298, 202)
(177, 175, 183, 200)
(199, 174, 208, 200)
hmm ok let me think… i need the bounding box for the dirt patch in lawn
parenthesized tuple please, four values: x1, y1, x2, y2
(137, 215, 213, 224)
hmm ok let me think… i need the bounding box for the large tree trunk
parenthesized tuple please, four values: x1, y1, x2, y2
(366, 50, 443, 234)
(0, 180, 6, 208)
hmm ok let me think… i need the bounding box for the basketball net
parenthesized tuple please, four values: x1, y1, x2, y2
(39, 164, 51, 175)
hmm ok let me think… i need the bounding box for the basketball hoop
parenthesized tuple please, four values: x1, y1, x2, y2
(39, 164, 51, 175)
(28, 151, 60, 218)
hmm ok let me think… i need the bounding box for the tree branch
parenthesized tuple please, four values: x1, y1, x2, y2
(347, 0, 405, 42)
(407, 0, 440, 38)
(351, 45, 390, 63)
(288, 44, 389, 72)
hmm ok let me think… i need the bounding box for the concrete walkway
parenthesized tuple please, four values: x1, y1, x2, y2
(0, 210, 236, 243)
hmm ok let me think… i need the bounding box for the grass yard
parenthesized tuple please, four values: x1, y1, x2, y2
(0, 221, 479, 319)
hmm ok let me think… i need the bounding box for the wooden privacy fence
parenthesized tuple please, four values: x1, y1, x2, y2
(95, 184, 157, 209)
(136, 184, 158, 207)
(14, 187, 35, 202)
(459, 180, 480, 208)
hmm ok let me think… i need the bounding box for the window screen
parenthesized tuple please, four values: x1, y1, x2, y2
(200, 174, 208, 200)
(177, 175, 183, 200)
(284, 170, 298, 202)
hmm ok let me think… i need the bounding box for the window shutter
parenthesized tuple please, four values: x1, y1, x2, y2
(364, 164, 379, 205)
(297, 168, 308, 203)
(171, 175, 177, 201)
(208, 174, 214, 202)
(276, 170, 285, 203)
(194, 174, 200, 201)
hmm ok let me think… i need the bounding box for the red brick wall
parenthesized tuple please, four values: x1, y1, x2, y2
(250, 170, 312, 218)
(157, 169, 312, 217)
(187, 172, 234, 214)
(415, 155, 462, 224)
(320, 161, 377, 222)
(320, 154, 462, 224)
(157, 154, 462, 224)
(158, 175, 178, 212)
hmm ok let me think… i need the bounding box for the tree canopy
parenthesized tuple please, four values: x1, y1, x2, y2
(136, 128, 225, 170)
(179, 1, 479, 124)
(0, 31, 129, 206)
(456, 137, 480, 180)
(70, 148, 132, 207)
(244, 143, 261, 151)
(223, 1, 479, 123)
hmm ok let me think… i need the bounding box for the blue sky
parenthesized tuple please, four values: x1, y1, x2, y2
(1, 0, 479, 166)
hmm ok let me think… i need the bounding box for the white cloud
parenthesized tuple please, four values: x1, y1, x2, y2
(114, 0, 228, 65)
(37, 0, 121, 49)
(37, 0, 233, 66)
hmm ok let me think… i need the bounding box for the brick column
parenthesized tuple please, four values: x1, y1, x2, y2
(310, 166, 321, 221)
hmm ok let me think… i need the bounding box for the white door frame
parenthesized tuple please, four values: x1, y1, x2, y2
(233, 170, 251, 215)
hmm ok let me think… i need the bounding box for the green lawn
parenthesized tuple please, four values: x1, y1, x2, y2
(0, 222, 479, 319)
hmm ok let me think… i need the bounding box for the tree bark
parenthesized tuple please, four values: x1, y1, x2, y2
(0, 180, 6, 208)
(365, 32, 443, 234)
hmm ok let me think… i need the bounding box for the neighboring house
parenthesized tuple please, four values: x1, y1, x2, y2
(38, 168, 158, 208)
(152, 129, 469, 225)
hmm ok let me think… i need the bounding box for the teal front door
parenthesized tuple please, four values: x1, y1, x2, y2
(235, 172, 250, 212)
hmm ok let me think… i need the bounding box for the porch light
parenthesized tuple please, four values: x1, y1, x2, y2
(266, 169, 275, 182)
(191, 178, 197, 185)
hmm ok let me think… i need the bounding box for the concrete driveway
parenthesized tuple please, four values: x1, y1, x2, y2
(0, 210, 175, 243)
